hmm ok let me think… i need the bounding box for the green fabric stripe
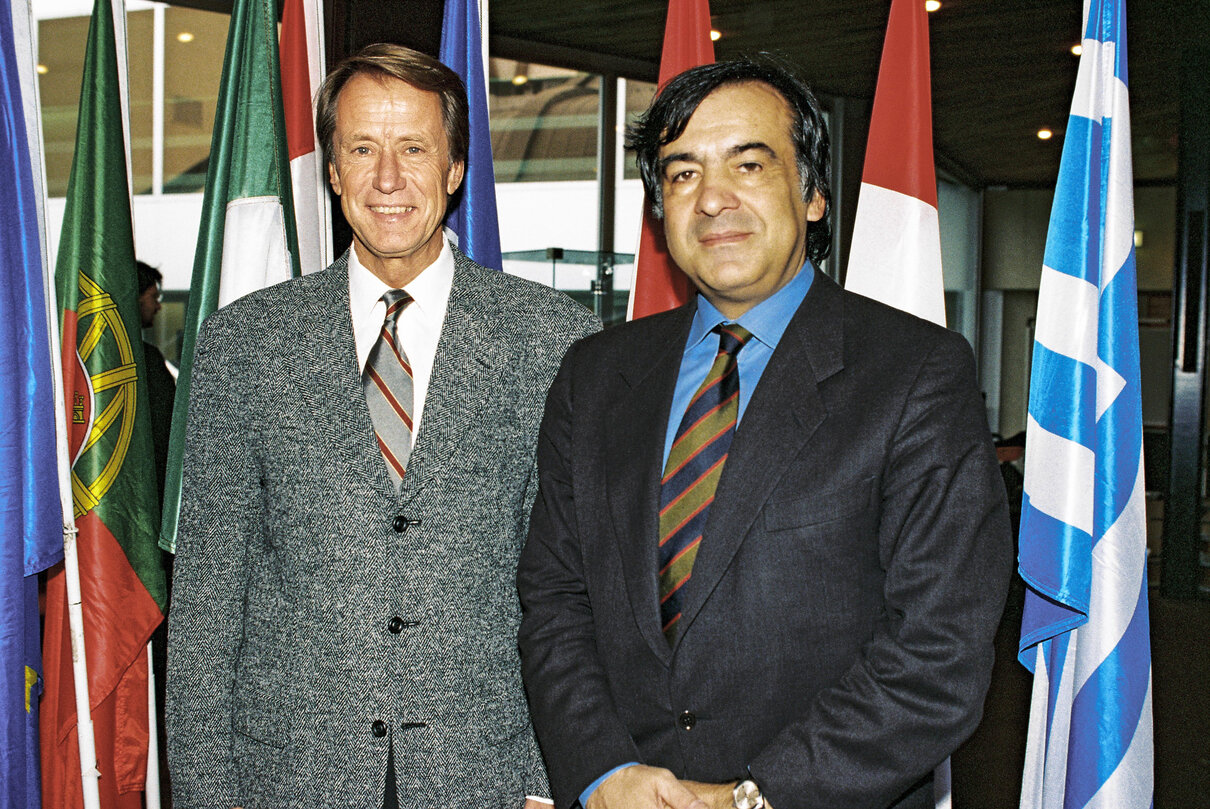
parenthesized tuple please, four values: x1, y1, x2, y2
(160, 0, 301, 553)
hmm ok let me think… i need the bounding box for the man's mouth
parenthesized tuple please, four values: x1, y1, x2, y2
(699, 230, 749, 246)
(370, 205, 415, 214)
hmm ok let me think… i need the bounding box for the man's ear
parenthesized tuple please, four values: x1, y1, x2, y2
(806, 190, 826, 222)
(446, 160, 466, 196)
(328, 161, 342, 195)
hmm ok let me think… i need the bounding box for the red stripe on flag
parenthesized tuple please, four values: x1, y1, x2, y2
(629, 0, 715, 321)
(280, 0, 314, 161)
(858, 0, 937, 207)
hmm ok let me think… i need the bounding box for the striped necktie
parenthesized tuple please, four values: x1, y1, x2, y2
(363, 289, 414, 490)
(658, 323, 753, 643)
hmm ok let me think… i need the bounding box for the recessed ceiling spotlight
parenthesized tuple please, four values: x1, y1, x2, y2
(925, 0, 941, 11)
(177, 31, 194, 43)
(710, 29, 721, 41)
(1037, 128, 1054, 140)
(1071, 43, 1083, 56)
(511, 74, 528, 86)
(36, 63, 48, 74)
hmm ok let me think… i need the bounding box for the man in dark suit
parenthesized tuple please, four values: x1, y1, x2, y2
(517, 57, 1011, 809)
(166, 45, 597, 808)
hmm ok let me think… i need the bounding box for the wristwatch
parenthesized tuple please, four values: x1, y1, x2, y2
(732, 779, 765, 809)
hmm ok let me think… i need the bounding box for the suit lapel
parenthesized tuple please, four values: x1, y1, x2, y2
(399, 251, 492, 505)
(675, 269, 846, 642)
(311, 253, 399, 499)
(605, 306, 695, 666)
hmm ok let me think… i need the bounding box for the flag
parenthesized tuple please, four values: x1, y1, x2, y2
(439, 0, 502, 270)
(843, 0, 945, 327)
(0, 0, 62, 803)
(1017, 1, 1152, 807)
(41, 0, 168, 804)
(281, 0, 331, 274)
(160, 0, 301, 553)
(627, 0, 713, 320)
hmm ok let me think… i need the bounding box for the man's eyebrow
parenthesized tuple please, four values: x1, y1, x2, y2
(727, 141, 777, 159)
(659, 151, 694, 174)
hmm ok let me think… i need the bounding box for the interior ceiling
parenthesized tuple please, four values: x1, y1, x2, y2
(489, 0, 1182, 189)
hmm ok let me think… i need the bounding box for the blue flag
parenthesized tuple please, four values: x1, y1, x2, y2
(0, 0, 64, 804)
(438, 0, 503, 271)
(1017, 1, 1153, 807)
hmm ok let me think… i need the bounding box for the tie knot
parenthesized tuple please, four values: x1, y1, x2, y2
(716, 323, 753, 356)
(381, 289, 412, 326)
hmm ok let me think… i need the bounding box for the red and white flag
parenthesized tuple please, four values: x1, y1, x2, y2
(280, 0, 331, 274)
(844, 0, 945, 327)
(627, 0, 714, 320)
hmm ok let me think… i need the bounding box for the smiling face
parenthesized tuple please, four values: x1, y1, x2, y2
(658, 82, 826, 319)
(327, 73, 465, 287)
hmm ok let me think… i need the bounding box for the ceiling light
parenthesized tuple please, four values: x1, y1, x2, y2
(925, 0, 941, 11)
(710, 29, 721, 41)
(511, 74, 528, 86)
(1037, 128, 1054, 140)
(1071, 44, 1083, 56)
(36, 63, 47, 74)
(176, 31, 194, 43)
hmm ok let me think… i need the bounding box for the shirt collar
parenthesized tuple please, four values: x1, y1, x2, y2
(347, 237, 456, 323)
(686, 262, 815, 351)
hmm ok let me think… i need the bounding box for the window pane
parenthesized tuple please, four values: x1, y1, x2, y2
(623, 78, 656, 180)
(162, 6, 229, 193)
(37, 15, 88, 198)
(128, 9, 153, 193)
(489, 59, 598, 183)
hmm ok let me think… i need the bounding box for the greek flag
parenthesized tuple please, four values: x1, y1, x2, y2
(1017, 1, 1153, 808)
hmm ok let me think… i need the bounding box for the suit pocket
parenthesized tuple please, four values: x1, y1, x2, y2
(762, 476, 875, 531)
(231, 664, 291, 748)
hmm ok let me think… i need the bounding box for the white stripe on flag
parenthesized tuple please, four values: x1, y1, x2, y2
(844, 183, 946, 326)
(1023, 414, 1095, 536)
(1102, 80, 1133, 289)
(1084, 676, 1153, 809)
(1034, 266, 1098, 365)
(218, 196, 293, 308)
(1075, 454, 1147, 692)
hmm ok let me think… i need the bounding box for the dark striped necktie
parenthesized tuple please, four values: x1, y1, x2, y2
(363, 289, 414, 490)
(658, 323, 753, 644)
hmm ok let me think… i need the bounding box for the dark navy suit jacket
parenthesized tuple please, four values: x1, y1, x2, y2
(518, 268, 1013, 809)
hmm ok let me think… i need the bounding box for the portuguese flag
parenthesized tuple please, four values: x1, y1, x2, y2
(41, 0, 167, 805)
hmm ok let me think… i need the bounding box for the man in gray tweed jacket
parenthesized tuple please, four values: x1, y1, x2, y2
(166, 44, 598, 809)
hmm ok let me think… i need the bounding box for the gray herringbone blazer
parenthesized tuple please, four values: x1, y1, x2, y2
(166, 247, 599, 808)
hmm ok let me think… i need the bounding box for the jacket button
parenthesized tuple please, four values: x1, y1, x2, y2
(371, 720, 387, 737)
(388, 616, 404, 634)
(678, 710, 696, 731)
(392, 516, 408, 532)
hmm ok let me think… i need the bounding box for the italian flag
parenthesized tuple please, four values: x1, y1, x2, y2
(627, 0, 714, 320)
(42, 0, 167, 804)
(160, 0, 301, 552)
(843, 0, 946, 328)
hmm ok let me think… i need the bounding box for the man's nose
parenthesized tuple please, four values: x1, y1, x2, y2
(695, 168, 740, 217)
(374, 150, 405, 192)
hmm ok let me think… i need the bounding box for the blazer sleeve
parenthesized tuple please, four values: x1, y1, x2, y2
(518, 343, 644, 809)
(165, 317, 256, 809)
(748, 330, 1013, 809)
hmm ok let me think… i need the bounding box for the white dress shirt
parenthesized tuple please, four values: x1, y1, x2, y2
(348, 239, 454, 438)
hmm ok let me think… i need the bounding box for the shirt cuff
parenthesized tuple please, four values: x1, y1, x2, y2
(579, 763, 640, 808)
(525, 797, 555, 806)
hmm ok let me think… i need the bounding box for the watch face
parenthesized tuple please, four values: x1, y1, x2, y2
(733, 780, 763, 809)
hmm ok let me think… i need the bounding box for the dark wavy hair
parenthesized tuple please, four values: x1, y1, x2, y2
(626, 55, 832, 263)
(316, 43, 469, 171)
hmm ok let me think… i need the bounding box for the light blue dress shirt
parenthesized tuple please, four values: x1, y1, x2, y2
(661, 264, 814, 468)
